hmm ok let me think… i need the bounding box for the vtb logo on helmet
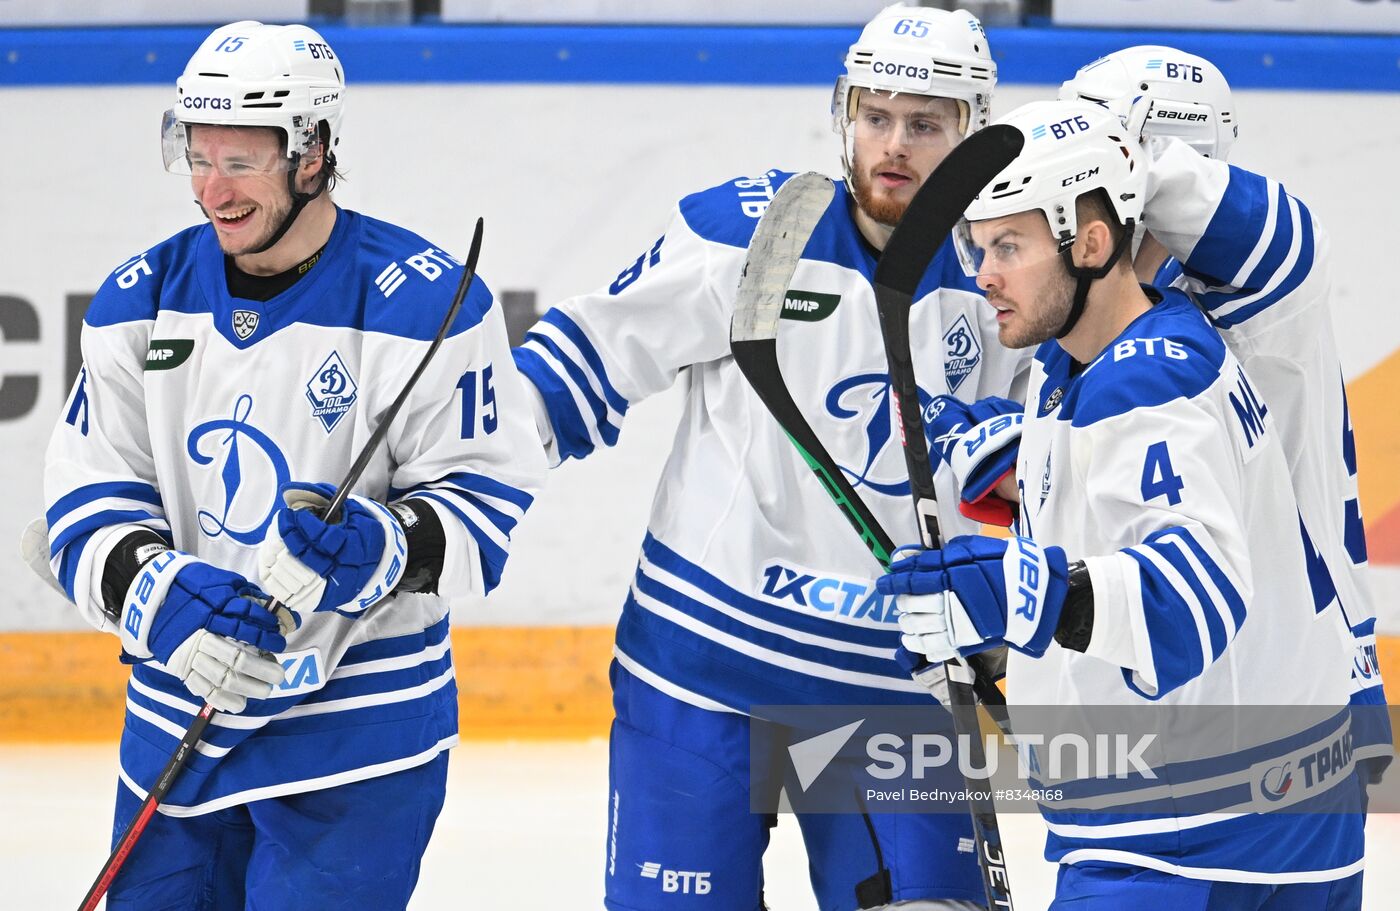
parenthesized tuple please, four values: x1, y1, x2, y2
(1059, 45, 1237, 160)
(160, 20, 346, 177)
(832, 3, 997, 183)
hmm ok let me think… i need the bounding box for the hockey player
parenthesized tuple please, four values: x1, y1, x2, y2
(43, 22, 542, 909)
(882, 99, 1365, 905)
(1060, 45, 1391, 790)
(512, 5, 1023, 909)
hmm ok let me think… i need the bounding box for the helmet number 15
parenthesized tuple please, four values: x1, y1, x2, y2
(214, 37, 245, 53)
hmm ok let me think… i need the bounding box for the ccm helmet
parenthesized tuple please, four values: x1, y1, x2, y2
(957, 100, 1148, 337)
(1059, 46, 1237, 160)
(161, 22, 346, 252)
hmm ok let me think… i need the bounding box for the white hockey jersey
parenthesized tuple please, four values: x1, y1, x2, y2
(1010, 288, 1362, 881)
(1144, 139, 1390, 767)
(44, 209, 544, 814)
(513, 170, 1031, 712)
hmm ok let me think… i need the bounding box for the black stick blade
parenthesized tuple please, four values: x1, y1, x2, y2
(875, 124, 1024, 297)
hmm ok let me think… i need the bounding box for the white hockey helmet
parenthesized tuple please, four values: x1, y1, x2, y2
(1059, 45, 1237, 160)
(955, 101, 1147, 339)
(161, 21, 346, 175)
(958, 100, 1146, 259)
(833, 5, 996, 175)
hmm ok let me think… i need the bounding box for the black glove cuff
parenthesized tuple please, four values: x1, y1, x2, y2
(391, 499, 446, 595)
(1054, 559, 1095, 653)
(100, 529, 172, 624)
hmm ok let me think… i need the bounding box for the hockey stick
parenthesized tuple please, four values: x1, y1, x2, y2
(873, 123, 1024, 910)
(728, 173, 900, 566)
(728, 175, 1007, 701)
(75, 217, 486, 911)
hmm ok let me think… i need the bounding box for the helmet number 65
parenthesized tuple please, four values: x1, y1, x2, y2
(893, 19, 930, 38)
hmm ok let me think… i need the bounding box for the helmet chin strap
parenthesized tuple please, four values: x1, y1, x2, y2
(246, 150, 335, 256)
(1054, 219, 1135, 340)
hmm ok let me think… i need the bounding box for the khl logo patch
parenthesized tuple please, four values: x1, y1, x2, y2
(232, 309, 260, 341)
(306, 351, 358, 433)
(942, 313, 982, 395)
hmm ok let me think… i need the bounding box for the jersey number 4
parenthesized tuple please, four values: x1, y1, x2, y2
(1140, 440, 1185, 506)
(458, 366, 498, 439)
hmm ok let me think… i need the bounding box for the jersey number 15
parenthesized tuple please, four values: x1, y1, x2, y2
(458, 366, 498, 439)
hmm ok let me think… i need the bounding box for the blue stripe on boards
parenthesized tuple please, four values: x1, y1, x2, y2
(3, 26, 1398, 91)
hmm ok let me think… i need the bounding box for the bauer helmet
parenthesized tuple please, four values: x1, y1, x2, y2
(1059, 46, 1237, 160)
(833, 5, 997, 179)
(161, 21, 345, 177)
(954, 100, 1147, 337)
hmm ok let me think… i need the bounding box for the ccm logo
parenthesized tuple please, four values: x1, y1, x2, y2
(1061, 166, 1100, 187)
(313, 92, 340, 106)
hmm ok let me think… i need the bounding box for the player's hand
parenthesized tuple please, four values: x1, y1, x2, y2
(924, 395, 1023, 525)
(257, 482, 406, 618)
(118, 553, 287, 713)
(877, 535, 1069, 661)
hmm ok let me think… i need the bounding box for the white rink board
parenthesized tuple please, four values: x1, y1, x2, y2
(3, 82, 1399, 631)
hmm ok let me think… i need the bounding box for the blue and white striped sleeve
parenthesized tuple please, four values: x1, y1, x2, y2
(1144, 137, 1325, 332)
(1071, 363, 1256, 699)
(387, 285, 545, 598)
(512, 203, 736, 466)
(44, 281, 170, 630)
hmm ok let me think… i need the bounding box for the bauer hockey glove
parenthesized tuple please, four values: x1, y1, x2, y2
(258, 482, 407, 618)
(877, 535, 1069, 663)
(924, 395, 1023, 526)
(119, 552, 287, 713)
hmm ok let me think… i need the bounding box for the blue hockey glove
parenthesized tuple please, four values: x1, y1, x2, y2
(119, 552, 288, 713)
(877, 535, 1069, 662)
(257, 482, 407, 618)
(924, 395, 1023, 526)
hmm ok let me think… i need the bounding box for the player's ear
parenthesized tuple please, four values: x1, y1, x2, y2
(1075, 219, 1114, 271)
(295, 144, 325, 193)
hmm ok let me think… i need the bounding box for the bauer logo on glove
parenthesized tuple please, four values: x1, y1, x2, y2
(258, 481, 408, 618)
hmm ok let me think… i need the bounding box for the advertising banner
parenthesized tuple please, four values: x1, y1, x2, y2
(1054, 0, 1400, 34)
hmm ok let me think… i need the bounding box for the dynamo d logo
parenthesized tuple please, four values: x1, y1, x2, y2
(824, 374, 934, 498)
(942, 313, 982, 394)
(306, 351, 358, 433)
(187, 394, 291, 545)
